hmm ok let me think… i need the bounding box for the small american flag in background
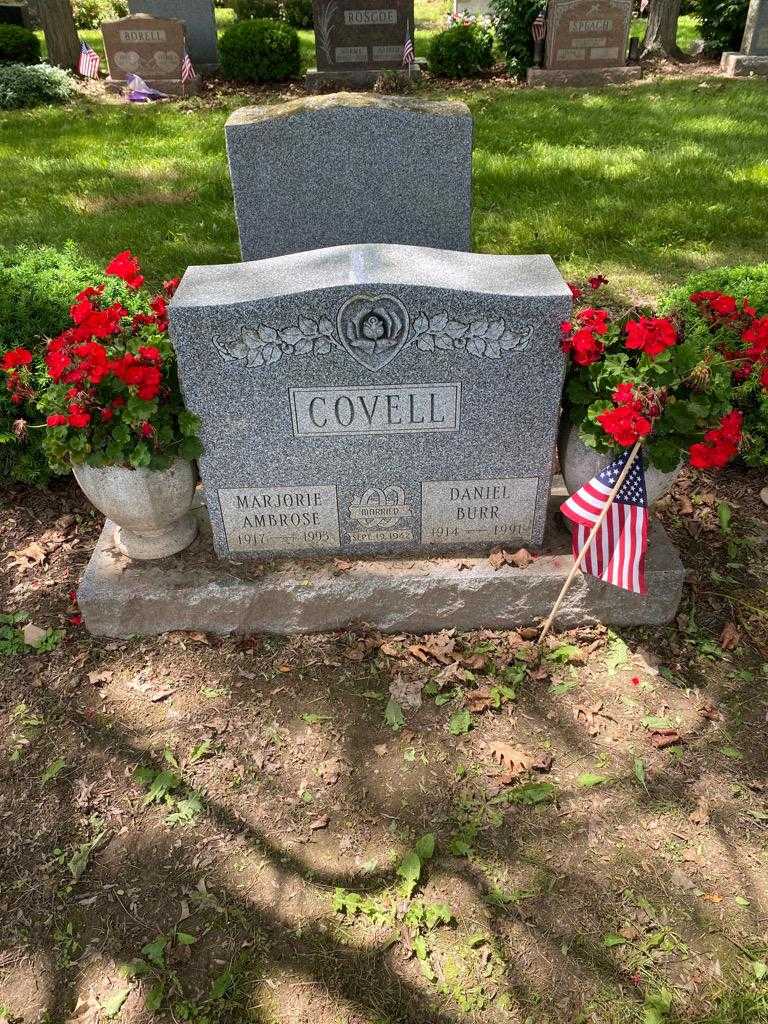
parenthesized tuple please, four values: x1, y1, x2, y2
(532, 13, 546, 41)
(77, 40, 101, 79)
(402, 20, 415, 66)
(181, 53, 197, 83)
(561, 448, 648, 595)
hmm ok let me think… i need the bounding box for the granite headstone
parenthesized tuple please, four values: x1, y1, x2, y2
(543, 0, 633, 70)
(225, 94, 473, 262)
(128, 0, 219, 70)
(102, 13, 198, 95)
(721, 0, 768, 75)
(169, 243, 570, 561)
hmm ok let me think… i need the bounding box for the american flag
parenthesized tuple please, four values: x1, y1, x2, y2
(561, 447, 648, 595)
(402, 20, 415, 66)
(532, 13, 546, 41)
(77, 40, 101, 79)
(181, 52, 197, 83)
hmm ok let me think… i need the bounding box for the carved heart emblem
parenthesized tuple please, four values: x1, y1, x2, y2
(336, 293, 410, 372)
(154, 49, 180, 74)
(114, 49, 140, 72)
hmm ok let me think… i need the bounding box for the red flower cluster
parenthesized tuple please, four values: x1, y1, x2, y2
(561, 308, 609, 366)
(689, 290, 753, 324)
(1, 346, 34, 405)
(625, 317, 678, 358)
(690, 291, 768, 391)
(597, 381, 654, 446)
(689, 410, 743, 469)
(106, 250, 144, 290)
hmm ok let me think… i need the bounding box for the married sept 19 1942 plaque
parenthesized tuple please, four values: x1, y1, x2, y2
(169, 244, 570, 560)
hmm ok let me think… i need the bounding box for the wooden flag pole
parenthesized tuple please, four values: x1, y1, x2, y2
(538, 440, 643, 646)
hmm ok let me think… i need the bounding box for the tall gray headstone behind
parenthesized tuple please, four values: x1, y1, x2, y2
(225, 94, 473, 262)
(128, 0, 219, 69)
(169, 243, 570, 561)
(742, 0, 768, 54)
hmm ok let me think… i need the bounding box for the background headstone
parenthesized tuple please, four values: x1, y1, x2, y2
(0, 2, 29, 26)
(225, 94, 473, 262)
(544, 0, 632, 70)
(308, 0, 424, 89)
(128, 0, 219, 70)
(169, 243, 570, 561)
(721, 0, 768, 76)
(102, 14, 199, 95)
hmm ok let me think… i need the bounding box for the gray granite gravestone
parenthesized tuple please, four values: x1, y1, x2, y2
(128, 0, 218, 69)
(721, 0, 768, 76)
(225, 94, 473, 262)
(169, 243, 570, 561)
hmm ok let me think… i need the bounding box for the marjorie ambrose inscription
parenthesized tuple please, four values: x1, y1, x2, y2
(289, 383, 459, 437)
(220, 485, 340, 554)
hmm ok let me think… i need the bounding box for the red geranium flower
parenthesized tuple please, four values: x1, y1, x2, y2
(597, 405, 652, 447)
(2, 347, 33, 370)
(588, 274, 609, 290)
(577, 308, 610, 335)
(689, 411, 742, 469)
(567, 282, 583, 300)
(105, 250, 144, 290)
(46, 414, 68, 427)
(625, 317, 678, 358)
(163, 277, 180, 297)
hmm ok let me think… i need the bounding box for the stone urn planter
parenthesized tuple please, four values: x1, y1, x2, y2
(559, 422, 682, 504)
(73, 459, 198, 559)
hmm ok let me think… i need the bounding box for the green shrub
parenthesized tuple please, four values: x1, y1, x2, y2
(232, 0, 281, 19)
(697, 0, 749, 52)
(490, 0, 545, 77)
(0, 23, 41, 64)
(72, 0, 127, 29)
(428, 22, 495, 77)
(660, 265, 768, 469)
(282, 0, 313, 28)
(0, 243, 129, 486)
(0, 63, 74, 110)
(220, 18, 300, 81)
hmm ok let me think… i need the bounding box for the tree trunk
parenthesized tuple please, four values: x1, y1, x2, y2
(39, 0, 80, 69)
(642, 0, 682, 57)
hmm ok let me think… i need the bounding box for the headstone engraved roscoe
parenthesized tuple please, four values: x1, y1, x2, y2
(721, 0, 768, 76)
(169, 243, 570, 561)
(308, 0, 424, 89)
(527, 0, 640, 84)
(102, 14, 198, 95)
(225, 95, 473, 262)
(128, 0, 219, 70)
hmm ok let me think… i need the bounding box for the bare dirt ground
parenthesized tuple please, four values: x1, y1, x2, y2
(1, 464, 767, 1024)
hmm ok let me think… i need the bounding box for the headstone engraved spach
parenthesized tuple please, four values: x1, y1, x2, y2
(225, 95, 473, 262)
(169, 243, 570, 561)
(527, 0, 640, 84)
(721, 0, 768, 77)
(102, 13, 198, 95)
(128, 0, 219, 70)
(307, 0, 423, 89)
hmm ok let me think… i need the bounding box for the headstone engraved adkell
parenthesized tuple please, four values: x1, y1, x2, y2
(169, 243, 570, 560)
(102, 14, 198, 95)
(307, 0, 424, 89)
(527, 0, 640, 84)
(226, 95, 473, 262)
(721, 0, 768, 76)
(128, 0, 219, 70)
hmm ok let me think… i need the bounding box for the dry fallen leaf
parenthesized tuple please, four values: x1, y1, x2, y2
(22, 622, 47, 648)
(488, 547, 534, 571)
(719, 622, 740, 651)
(574, 702, 616, 737)
(689, 803, 710, 827)
(318, 757, 341, 785)
(8, 542, 46, 569)
(373, 743, 388, 757)
(333, 559, 353, 572)
(518, 627, 539, 641)
(87, 670, 114, 686)
(489, 743, 534, 778)
(309, 815, 329, 831)
(434, 661, 472, 685)
(650, 728, 683, 749)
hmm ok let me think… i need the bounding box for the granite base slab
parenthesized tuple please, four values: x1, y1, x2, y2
(78, 505, 685, 637)
(720, 52, 768, 77)
(305, 60, 426, 92)
(526, 66, 641, 86)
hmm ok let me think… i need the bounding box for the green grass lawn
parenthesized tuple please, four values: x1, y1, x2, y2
(3, 75, 766, 304)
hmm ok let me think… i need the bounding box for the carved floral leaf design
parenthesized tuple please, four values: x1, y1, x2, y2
(212, 307, 534, 368)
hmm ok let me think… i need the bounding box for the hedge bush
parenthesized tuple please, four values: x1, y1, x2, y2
(72, 0, 128, 29)
(220, 18, 300, 81)
(232, 0, 281, 19)
(490, 0, 545, 76)
(282, 0, 313, 28)
(427, 22, 495, 77)
(697, 0, 749, 52)
(660, 265, 768, 469)
(0, 23, 41, 64)
(0, 243, 132, 486)
(0, 63, 74, 110)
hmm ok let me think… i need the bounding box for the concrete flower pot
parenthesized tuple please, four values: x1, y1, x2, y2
(73, 459, 198, 559)
(559, 422, 681, 505)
